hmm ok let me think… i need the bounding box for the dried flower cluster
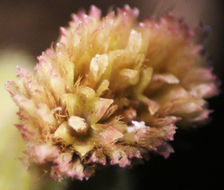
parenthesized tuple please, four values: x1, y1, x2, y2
(6, 5, 218, 181)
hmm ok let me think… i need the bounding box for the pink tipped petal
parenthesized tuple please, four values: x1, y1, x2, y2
(33, 144, 59, 164)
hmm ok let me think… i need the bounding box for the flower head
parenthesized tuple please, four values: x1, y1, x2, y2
(5, 5, 219, 181)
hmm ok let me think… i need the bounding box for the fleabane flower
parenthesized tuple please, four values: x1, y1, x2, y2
(5, 5, 219, 181)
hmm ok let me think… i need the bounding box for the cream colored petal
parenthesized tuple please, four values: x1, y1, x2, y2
(153, 73, 179, 84)
(126, 29, 142, 53)
(54, 122, 74, 144)
(90, 98, 113, 123)
(90, 54, 109, 82)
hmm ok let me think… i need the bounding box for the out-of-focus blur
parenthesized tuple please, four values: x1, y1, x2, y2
(0, 50, 33, 190)
(0, 0, 223, 62)
(0, 0, 223, 79)
(0, 1, 223, 190)
(0, 50, 67, 190)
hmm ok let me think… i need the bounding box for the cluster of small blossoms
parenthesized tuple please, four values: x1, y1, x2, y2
(5, 5, 219, 181)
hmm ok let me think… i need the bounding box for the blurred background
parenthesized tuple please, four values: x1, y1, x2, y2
(0, 0, 223, 189)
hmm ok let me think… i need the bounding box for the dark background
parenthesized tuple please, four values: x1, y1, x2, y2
(1, 0, 223, 189)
